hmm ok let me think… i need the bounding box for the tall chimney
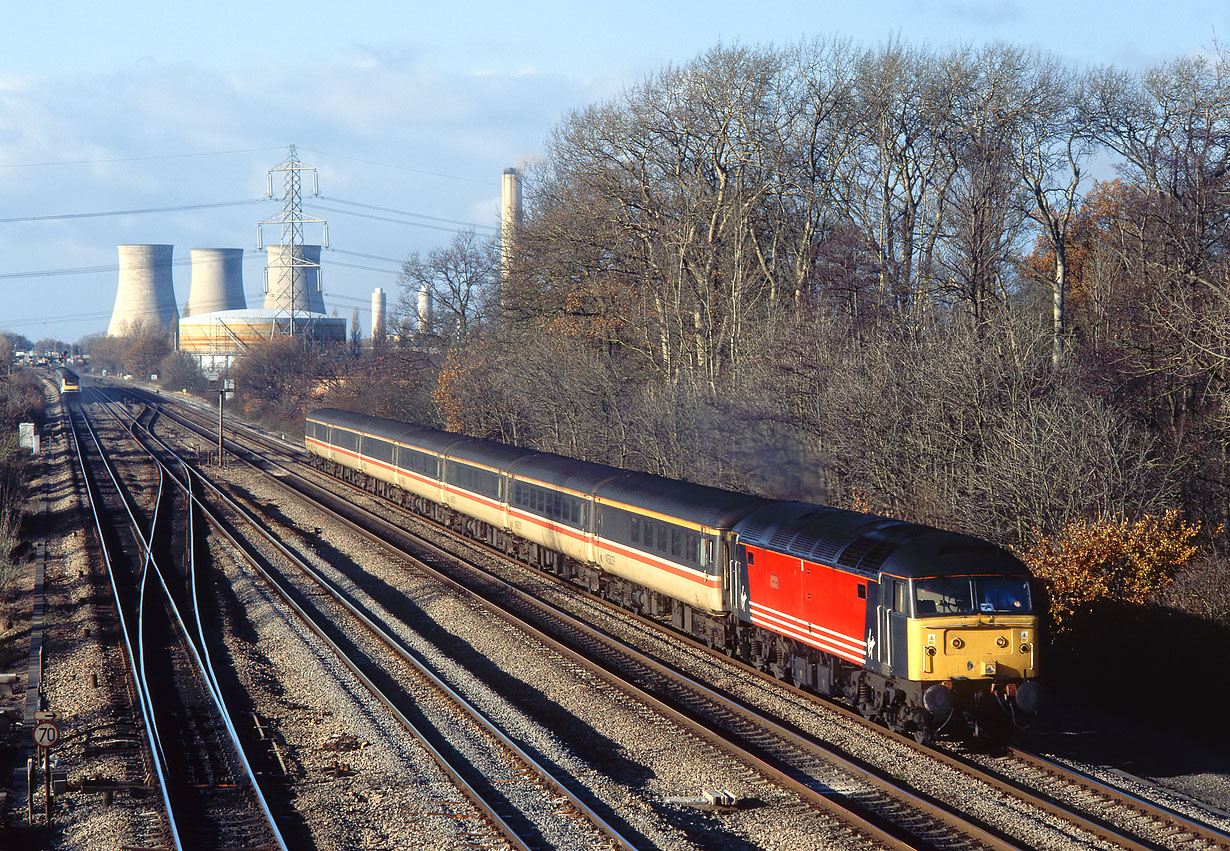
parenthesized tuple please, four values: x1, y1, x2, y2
(371, 287, 387, 340)
(500, 167, 523, 285)
(417, 287, 433, 335)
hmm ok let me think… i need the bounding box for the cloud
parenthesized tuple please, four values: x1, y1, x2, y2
(0, 52, 596, 341)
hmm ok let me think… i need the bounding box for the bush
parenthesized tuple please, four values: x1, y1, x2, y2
(1021, 509, 1205, 632)
(158, 352, 207, 393)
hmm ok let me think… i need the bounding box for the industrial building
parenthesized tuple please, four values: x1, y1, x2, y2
(178, 308, 346, 371)
(100, 156, 523, 370)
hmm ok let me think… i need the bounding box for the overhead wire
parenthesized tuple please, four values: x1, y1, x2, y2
(1, 146, 504, 333)
(0, 198, 268, 224)
(316, 196, 497, 231)
(299, 148, 497, 186)
(0, 147, 285, 170)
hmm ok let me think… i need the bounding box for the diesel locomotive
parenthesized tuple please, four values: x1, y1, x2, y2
(306, 408, 1042, 741)
(56, 367, 80, 394)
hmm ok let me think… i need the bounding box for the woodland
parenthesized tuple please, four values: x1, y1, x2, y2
(80, 41, 1230, 658)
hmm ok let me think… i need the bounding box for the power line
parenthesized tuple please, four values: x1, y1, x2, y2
(306, 203, 490, 235)
(0, 147, 284, 170)
(0, 198, 268, 224)
(319, 196, 498, 231)
(300, 148, 496, 186)
(326, 260, 401, 274)
(326, 247, 405, 265)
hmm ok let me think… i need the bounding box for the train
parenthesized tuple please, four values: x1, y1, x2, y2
(305, 408, 1042, 741)
(56, 367, 80, 394)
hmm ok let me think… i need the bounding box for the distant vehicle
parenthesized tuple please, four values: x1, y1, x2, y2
(56, 367, 80, 394)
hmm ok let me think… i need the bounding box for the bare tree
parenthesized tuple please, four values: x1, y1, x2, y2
(395, 228, 499, 344)
(1008, 55, 1092, 366)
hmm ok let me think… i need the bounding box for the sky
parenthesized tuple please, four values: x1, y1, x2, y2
(1, 0, 1226, 345)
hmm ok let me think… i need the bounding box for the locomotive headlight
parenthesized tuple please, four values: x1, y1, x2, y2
(996, 636, 1008, 648)
(925, 646, 936, 657)
(951, 637, 964, 649)
(1019, 644, 1030, 654)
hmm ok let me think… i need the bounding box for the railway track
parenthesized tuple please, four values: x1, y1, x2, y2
(139, 395, 1034, 848)
(69, 393, 288, 850)
(127, 385, 1230, 850)
(98, 392, 644, 851)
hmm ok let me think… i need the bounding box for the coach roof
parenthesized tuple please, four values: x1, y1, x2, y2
(599, 473, 771, 529)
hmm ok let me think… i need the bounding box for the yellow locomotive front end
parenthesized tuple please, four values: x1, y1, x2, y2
(907, 576, 1042, 736)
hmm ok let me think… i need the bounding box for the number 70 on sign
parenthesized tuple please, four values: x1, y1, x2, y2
(33, 721, 59, 747)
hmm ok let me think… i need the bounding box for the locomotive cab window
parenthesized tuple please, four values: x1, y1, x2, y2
(975, 578, 1031, 613)
(914, 577, 1032, 616)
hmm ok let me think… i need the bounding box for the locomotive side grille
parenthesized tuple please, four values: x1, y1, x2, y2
(856, 541, 894, 572)
(788, 532, 823, 556)
(836, 536, 876, 569)
(810, 538, 844, 564)
(769, 526, 796, 550)
(739, 518, 773, 542)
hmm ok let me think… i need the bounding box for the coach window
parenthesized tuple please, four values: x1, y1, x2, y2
(686, 534, 699, 563)
(657, 524, 668, 553)
(631, 518, 640, 544)
(671, 528, 682, 557)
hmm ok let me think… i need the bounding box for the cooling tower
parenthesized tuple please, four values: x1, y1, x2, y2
(263, 244, 325, 314)
(371, 287, 387, 340)
(107, 244, 179, 337)
(185, 248, 246, 318)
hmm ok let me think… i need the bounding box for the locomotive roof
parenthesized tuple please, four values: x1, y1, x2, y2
(598, 473, 772, 529)
(735, 502, 1030, 579)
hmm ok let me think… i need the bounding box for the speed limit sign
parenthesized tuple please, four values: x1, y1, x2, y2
(32, 721, 59, 748)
